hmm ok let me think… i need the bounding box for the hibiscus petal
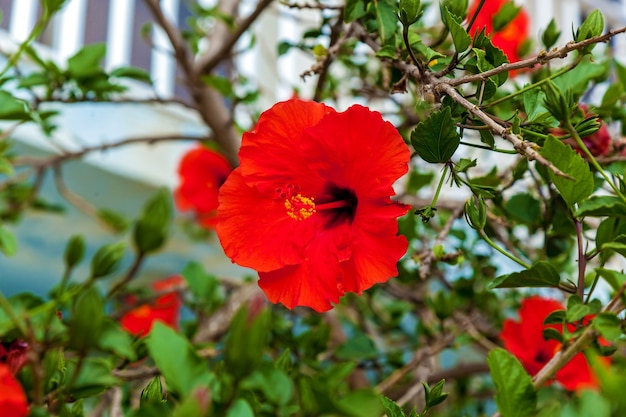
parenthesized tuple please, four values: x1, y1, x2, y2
(217, 169, 322, 271)
(238, 99, 334, 190)
(556, 352, 599, 391)
(340, 206, 409, 293)
(301, 104, 410, 199)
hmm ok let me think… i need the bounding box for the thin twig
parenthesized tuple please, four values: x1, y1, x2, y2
(14, 134, 212, 169)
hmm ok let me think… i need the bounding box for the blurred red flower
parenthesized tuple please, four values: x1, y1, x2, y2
(120, 276, 184, 336)
(217, 99, 410, 312)
(0, 340, 28, 375)
(468, 0, 530, 64)
(501, 296, 602, 391)
(175, 146, 233, 229)
(0, 363, 28, 417)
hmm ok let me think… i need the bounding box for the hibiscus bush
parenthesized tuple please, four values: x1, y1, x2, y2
(3, 0, 626, 416)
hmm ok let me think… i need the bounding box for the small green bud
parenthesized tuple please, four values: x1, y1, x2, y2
(541, 18, 561, 49)
(398, 0, 421, 26)
(141, 376, 166, 407)
(464, 196, 486, 230)
(64, 234, 85, 270)
(441, 0, 467, 21)
(90, 241, 126, 279)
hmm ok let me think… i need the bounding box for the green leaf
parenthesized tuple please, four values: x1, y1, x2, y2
(592, 312, 622, 341)
(181, 262, 222, 310)
(505, 193, 541, 225)
(69, 286, 104, 350)
(575, 10, 604, 51)
(381, 397, 406, 417)
(336, 333, 378, 360)
(489, 261, 560, 289)
(372, 0, 398, 42)
(0, 227, 17, 256)
(42, 0, 69, 14)
(566, 295, 593, 322)
(133, 188, 172, 254)
(67, 357, 120, 399)
(110, 66, 152, 84)
(145, 322, 212, 396)
(336, 389, 385, 417)
(344, 0, 367, 22)
(0, 91, 31, 120)
(226, 399, 254, 417)
(225, 306, 270, 378)
(540, 135, 594, 207)
(487, 348, 537, 417)
(376, 45, 397, 59)
(575, 196, 626, 218)
(98, 208, 130, 233)
(90, 241, 126, 279)
(596, 268, 626, 292)
(492, 2, 521, 32)
(443, 8, 471, 53)
(600, 235, 626, 258)
(411, 107, 459, 163)
(98, 319, 137, 361)
(67, 43, 106, 78)
(241, 368, 293, 405)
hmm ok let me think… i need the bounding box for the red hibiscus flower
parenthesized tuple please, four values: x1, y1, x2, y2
(0, 363, 28, 417)
(216, 99, 410, 312)
(175, 146, 233, 229)
(501, 296, 602, 391)
(468, 0, 530, 64)
(0, 340, 28, 375)
(120, 275, 184, 336)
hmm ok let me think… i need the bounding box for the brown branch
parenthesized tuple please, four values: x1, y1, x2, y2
(143, 0, 194, 76)
(194, 0, 276, 76)
(13, 134, 212, 169)
(447, 26, 626, 87)
(143, 0, 242, 167)
(432, 82, 573, 180)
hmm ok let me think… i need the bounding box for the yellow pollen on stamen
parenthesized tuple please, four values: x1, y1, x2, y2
(284, 194, 316, 221)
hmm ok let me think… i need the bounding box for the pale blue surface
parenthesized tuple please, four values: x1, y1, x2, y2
(0, 143, 246, 297)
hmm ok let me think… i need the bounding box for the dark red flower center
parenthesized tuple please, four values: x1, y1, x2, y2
(276, 183, 358, 227)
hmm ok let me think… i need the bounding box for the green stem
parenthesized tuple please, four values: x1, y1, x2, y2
(564, 119, 626, 204)
(459, 140, 518, 154)
(479, 230, 531, 269)
(402, 26, 423, 72)
(585, 270, 601, 304)
(0, 290, 27, 335)
(0, 8, 54, 78)
(430, 165, 449, 208)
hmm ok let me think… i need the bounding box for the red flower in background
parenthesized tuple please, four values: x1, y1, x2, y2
(0, 363, 28, 417)
(468, 0, 530, 64)
(217, 99, 410, 312)
(0, 340, 28, 375)
(501, 296, 602, 391)
(120, 276, 184, 336)
(175, 146, 233, 229)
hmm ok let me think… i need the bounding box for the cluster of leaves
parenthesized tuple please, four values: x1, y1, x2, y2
(2, 0, 626, 417)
